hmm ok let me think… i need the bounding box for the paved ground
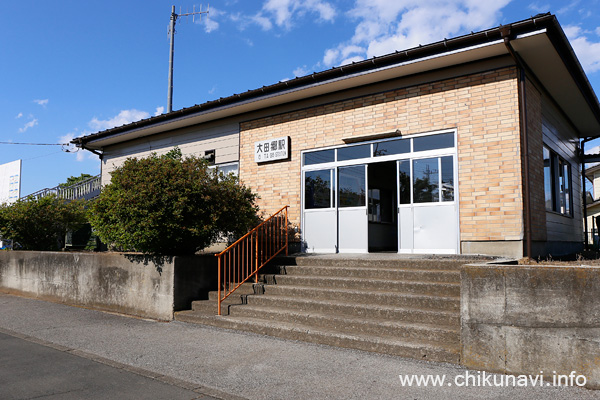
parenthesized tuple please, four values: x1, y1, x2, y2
(0, 332, 215, 400)
(0, 293, 598, 400)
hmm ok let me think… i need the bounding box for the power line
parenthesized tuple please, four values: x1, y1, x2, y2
(0, 141, 69, 146)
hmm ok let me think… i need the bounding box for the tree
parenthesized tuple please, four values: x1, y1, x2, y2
(0, 195, 88, 251)
(88, 148, 259, 256)
(59, 173, 94, 187)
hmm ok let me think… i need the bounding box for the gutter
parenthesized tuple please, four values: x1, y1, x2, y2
(77, 143, 103, 160)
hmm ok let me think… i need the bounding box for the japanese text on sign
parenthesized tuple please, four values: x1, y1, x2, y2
(254, 136, 289, 163)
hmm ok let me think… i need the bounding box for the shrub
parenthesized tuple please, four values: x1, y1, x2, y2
(88, 148, 259, 256)
(0, 195, 88, 251)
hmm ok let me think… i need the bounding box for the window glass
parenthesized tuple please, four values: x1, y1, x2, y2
(373, 139, 410, 157)
(398, 160, 411, 204)
(305, 170, 333, 209)
(304, 149, 334, 165)
(413, 132, 454, 152)
(441, 156, 454, 202)
(543, 147, 553, 211)
(413, 158, 439, 203)
(544, 146, 572, 217)
(368, 189, 380, 222)
(561, 160, 571, 215)
(337, 144, 370, 161)
(368, 189, 394, 223)
(338, 165, 366, 207)
(215, 163, 238, 176)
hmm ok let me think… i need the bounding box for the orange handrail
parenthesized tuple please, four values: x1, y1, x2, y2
(215, 206, 289, 315)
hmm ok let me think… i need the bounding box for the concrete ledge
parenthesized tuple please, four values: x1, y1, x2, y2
(461, 263, 600, 389)
(0, 251, 217, 321)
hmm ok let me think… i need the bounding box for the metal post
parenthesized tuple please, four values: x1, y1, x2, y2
(582, 139, 589, 250)
(167, 5, 176, 113)
(217, 255, 221, 315)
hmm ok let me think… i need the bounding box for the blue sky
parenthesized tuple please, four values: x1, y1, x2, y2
(1, 0, 600, 196)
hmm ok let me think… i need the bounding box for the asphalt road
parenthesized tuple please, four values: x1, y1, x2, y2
(0, 332, 217, 400)
(0, 293, 598, 400)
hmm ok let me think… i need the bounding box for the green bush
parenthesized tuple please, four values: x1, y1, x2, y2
(0, 195, 88, 251)
(88, 148, 259, 256)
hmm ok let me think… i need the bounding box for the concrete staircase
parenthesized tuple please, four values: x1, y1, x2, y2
(175, 255, 479, 364)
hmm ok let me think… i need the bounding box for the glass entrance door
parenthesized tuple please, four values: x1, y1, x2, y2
(397, 156, 458, 254)
(338, 165, 368, 253)
(303, 168, 337, 252)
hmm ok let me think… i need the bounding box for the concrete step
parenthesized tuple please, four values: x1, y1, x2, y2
(245, 295, 459, 326)
(285, 256, 483, 270)
(264, 274, 460, 297)
(279, 265, 460, 282)
(228, 305, 459, 343)
(191, 295, 246, 316)
(261, 285, 459, 312)
(174, 311, 460, 364)
(207, 283, 256, 301)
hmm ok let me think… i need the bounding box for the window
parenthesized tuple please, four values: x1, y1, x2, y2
(337, 144, 370, 161)
(373, 138, 410, 157)
(304, 149, 334, 165)
(543, 145, 572, 216)
(413, 158, 439, 203)
(210, 162, 238, 178)
(338, 166, 366, 207)
(305, 170, 334, 209)
(413, 132, 454, 152)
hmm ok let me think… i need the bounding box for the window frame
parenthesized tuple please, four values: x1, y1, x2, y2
(543, 145, 573, 217)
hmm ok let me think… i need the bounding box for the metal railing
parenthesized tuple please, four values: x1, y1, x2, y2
(215, 205, 289, 315)
(25, 175, 101, 201)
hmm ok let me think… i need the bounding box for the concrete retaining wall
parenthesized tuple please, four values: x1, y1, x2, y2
(0, 251, 217, 321)
(461, 264, 600, 389)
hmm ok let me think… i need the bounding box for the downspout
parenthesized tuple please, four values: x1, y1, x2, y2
(502, 28, 532, 258)
(582, 137, 593, 250)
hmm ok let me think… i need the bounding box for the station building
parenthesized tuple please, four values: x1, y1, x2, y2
(73, 14, 600, 259)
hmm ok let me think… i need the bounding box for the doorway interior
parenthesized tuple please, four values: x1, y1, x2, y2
(367, 161, 398, 252)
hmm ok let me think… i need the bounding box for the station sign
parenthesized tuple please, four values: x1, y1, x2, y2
(254, 136, 289, 163)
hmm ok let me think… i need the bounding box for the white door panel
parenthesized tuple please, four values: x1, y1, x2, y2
(339, 208, 368, 253)
(304, 210, 337, 253)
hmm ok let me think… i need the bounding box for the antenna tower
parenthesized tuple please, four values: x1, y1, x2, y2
(167, 4, 209, 113)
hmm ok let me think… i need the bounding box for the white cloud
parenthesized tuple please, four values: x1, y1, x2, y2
(251, 14, 274, 30)
(58, 132, 98, 161)
(33, 99, 49, 107)
(253, 0, 336, 30)
(557, 0, 580, 15)
(15, 112, 23, 119)
(204, 18, 220, 32)
(293, 65, 309, 77)
(154, 106, 164, 116)
(19, 118, 38, 133)
(197, 6, 220, 32)
(528, 3, 551, 13)
(59, 133, 75, 144)
(322, 0, 512, 67)
(89, 109, 150, 131)
(564, 25, 600, 73)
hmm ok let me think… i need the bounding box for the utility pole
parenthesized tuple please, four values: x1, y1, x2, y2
(167, 4, 209, 113)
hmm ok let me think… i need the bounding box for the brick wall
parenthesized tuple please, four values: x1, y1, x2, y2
(239, 67, 523, 244)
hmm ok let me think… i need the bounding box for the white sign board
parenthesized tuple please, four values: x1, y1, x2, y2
(254, 136, 289, 163)
(0, 160, 22, 204)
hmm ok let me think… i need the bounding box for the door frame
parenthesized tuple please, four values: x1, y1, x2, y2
(301, 129, 459, 254)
